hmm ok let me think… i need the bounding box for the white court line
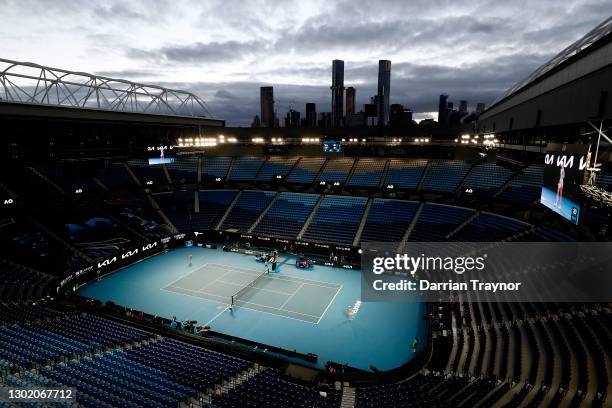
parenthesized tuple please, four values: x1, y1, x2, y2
(161, 263, 211, 289)
(278, 282, 304, 310)
(204, 306, 230, 327)
(196, 269, 236, 292)
(316, 285, 343, 324)
(160, 286, 319, 324)
(214, 279, 297, 296)
(210, 263, 341, 289)
(169, 284, 320, 319)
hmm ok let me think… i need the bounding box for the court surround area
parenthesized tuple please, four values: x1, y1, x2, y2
(78, 246, 426, 371)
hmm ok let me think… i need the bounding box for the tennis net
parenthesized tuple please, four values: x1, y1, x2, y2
(230, 269, 268, 307)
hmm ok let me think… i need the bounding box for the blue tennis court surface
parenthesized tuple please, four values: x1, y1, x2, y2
(163, 263, 341, 324)
(78, 246, 426, 371)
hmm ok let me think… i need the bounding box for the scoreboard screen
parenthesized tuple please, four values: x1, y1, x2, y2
(147, 145, 175, 165)
(322, 140, 342, 153)
(540, 143, 588, 225)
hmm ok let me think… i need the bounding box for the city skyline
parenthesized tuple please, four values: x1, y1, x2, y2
(0, 0, 609, 126)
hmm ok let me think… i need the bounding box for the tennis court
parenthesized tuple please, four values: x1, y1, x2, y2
(78, 246, 427, 371)
(162, 264, 341, 324)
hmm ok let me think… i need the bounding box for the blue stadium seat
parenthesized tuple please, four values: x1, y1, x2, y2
(98, 162, 135, 190)
(451, 212, 530, 241)
(421, 161, 472, 193)
(228, 157, 264, 181)
(409, 203, 475, 242)
(202, 157, 231, 180)
(361, 199, 418, 243)
(154, 191, 195, 233)
(383, 159, 428, 190)
(256, 157, 298, 182)
(316, 158, 355, 183)
(253, 193, 319, 238)
(462, 162, 514, 198)
(302, 195, 367, 245)
(348, 159, 386, 188)
(221, 190, 277, 231)
(286, 157, 326, 184)
(127, 159, 168, 186)
(166, 156, 198, 184)
(214, 368, 341, 408)
(498, 164, 543, 204)
(595, 170, 612, 191)
(195, 190, 238, 230)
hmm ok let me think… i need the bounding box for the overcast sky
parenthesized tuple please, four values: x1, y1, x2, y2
(1, 0, 610, 125)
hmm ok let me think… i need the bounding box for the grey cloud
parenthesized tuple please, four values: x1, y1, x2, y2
(128, 40, 264, 64)
(1, 0, 610, 126)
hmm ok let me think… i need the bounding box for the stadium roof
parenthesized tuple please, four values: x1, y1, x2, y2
(489, 16, 612, 110)
(0, 58, 215, 119)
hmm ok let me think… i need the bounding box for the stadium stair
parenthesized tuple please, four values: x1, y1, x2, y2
(218, 364, 264, 398)
(352, 198, 373, 246)
(344, 158, 360, 186)
(194, 189, 200, 212)
(296, 194, 325, 240)
(456, 163, 479, 195)
(286, 156, 302, 181)
(397, 202, 424, 252)
(123, 162, 143, 187)
(311, 157, 330, 186)
(161, 163, 172, 185)
(252, 157, 269, 181)
(27, 167, 66, 195)
(378, 159, 391, 189)
(247, 193, 280, 233)
(147, 194, 179, 234)
(341, 386, 355, 408)
(492, 170, 522, 198)
(215, 190, 243, 230)
(196, 156, 203, 184)
(415, 161, 431, 191)
(445, 211, 480, 239)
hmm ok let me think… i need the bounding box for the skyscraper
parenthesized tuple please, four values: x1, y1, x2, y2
(260, 86, 275, 128)
(285, 109, 300, 128)
(459, 100, 468, 113)
(346, 87, 356, 116)
(330, 60, 345, 127)
(476, 102, 485, 114)
(377, 60, 391, 126)
(438, 93, 449, 125)
(305, 103, 316, 127)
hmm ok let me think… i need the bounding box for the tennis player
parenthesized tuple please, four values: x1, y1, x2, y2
(188, 253, 193, 266)
(554, 164, 565, 209)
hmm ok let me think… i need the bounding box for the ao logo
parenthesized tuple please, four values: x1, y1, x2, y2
(3, 199, 13, 205)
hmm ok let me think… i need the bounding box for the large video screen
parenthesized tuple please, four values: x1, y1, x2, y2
(322, 140, 342, 153)
(540, 143, 588, 225)
(147, 145, 175, 165)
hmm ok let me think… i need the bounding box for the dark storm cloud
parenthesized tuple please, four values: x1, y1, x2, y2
(2, 0, 609, 125)
(127, 40, 265, 64)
